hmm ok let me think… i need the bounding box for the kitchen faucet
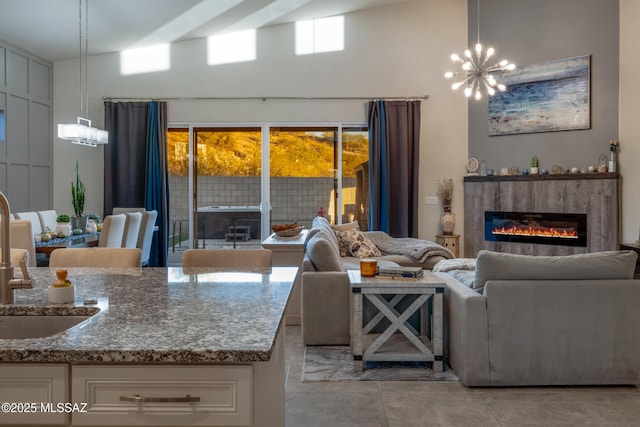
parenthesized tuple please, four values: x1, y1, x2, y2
(0, 191, 34, 304)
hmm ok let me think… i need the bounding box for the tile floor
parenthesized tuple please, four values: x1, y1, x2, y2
(284, 326, 640, 427)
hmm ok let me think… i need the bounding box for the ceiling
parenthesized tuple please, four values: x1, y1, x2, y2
(0, 0, 411, 62)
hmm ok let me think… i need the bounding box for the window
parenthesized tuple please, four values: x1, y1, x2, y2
(207, 29, 257, 65)
(295, 16, 344, 55)
(120, 44, 170, 75)
(270, 128, 337, 224)
(195, 127, 262, 177)
(342, 127, 369, 228)
(168, 128, 189, 176)
(269, 127, 368, 225)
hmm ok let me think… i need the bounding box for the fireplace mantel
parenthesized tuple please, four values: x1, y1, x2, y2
(464, 172, 618, 182)
(463, 173, 619, 257)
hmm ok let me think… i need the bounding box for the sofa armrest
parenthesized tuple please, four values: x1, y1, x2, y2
(301, 271, 351, 345)
(434, 272, 490, 385)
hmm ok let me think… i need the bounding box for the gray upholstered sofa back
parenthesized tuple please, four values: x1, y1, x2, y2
(474, 249, 637, 292)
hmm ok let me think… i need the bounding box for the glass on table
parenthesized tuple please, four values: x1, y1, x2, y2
(359, 258, 377, 277)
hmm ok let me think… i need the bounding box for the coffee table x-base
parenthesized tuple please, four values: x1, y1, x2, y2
(348, 270, 445, 373)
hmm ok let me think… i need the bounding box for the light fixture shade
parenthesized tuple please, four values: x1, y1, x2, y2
(58, 117, 108, 147)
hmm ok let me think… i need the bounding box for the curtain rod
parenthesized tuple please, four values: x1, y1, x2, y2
(102, 95, 429, 101)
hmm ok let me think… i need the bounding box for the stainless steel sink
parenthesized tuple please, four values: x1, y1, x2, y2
(0, 307, 100, 339)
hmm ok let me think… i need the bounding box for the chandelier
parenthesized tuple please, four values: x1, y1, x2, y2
(444, 0, 515, 100)
(57, 0, 108, 147)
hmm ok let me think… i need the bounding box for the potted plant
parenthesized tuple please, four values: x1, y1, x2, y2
(438, 179, 455, 235)
(55, 214, 72, 237)
(71, 160, 87, 232)
(530, 156, 539, 175)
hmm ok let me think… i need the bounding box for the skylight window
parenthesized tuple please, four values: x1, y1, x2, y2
(120, 44, 170, 75)
(208, 29, 256, 65)
(295, 16, 344, 55)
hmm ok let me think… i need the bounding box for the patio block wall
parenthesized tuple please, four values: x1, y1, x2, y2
(169, 176, 357, 230)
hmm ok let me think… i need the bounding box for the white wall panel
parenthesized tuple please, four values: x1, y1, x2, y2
(30, 101, 51, 163)
(7, 163, 29, 211)
(0, 46, 5, 87)
(29, 165, 51, 211)
(0, 163, 6, 194)
(7, 95, 28, 159)
(30, 60, 51, 102)
(7, 50, 28, 96)
(0, 40, 53, 212)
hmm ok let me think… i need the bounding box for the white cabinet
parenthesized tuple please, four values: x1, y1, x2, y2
(0, 364, 68, 425)
(71, 365, 252, 426)
(262, 229, 307, 325)
(0, 326, 285, 427)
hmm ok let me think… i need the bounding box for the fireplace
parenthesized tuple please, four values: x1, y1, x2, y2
(485, 211, 587, 247)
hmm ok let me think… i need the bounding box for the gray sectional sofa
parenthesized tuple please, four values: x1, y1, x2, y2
(301, 216, 454, 345)
(435, 250, 640, 386)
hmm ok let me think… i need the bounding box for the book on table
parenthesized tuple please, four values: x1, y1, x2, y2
(377, 266, 424, 278)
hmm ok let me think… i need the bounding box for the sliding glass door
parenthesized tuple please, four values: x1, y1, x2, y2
(167, 124, 367, 251)
(341, 127, 369, 229)
(269, 127, 337, 227)
(193, 127, 262, 248)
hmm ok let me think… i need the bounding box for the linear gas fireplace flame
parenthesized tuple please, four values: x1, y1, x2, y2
(485, 211, 587, 247)
(492, 225, 579, 239)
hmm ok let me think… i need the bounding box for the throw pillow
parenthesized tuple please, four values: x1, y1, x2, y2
(334, 228, 382, 258)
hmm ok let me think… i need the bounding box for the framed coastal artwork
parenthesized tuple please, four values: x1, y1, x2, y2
(488, 55, 591, 136)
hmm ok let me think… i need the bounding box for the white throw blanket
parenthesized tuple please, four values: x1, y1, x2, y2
(432, 258, 477, 272)
(432, 258, 477, 289)
(365, 231, 455, 263)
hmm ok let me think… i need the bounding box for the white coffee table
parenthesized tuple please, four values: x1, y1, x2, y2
(348, 270, 445, 373)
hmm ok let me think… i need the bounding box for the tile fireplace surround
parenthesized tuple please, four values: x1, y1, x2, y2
(463, 172, 619, 257)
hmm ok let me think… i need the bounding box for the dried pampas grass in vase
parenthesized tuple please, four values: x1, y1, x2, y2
(438, 179, 455, 235)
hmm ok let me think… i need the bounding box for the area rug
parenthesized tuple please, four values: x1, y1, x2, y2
(302, 346, 460, 382)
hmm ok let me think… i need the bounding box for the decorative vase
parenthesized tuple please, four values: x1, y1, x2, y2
(87, 219, 98, 233)
(56, 222, 72, 237)
(72, 215, 87, 232)
(608, 150, 616, 172)
(440, 212, 455, 235)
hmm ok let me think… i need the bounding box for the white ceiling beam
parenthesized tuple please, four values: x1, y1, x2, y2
(222, 0, 313, 33)
(131, 0, 245, 48)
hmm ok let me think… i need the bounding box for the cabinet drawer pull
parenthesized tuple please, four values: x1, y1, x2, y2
(119, 394, 201, 403)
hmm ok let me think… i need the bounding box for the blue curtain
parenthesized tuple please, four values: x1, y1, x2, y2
(367, 100, 421, 237)
(368, 101, 389, 232)
(104, 101, 169, 266)
(145, 101, 169, 267)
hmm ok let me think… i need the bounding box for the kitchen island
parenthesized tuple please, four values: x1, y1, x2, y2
(0, 266, 296, 427)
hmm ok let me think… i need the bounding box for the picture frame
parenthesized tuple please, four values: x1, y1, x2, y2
(488, 55, 591, 136)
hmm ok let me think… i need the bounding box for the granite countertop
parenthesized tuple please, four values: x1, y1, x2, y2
(0, 267, 296, 364)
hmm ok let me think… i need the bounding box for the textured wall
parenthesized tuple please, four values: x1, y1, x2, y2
(467, 0, 619, 176)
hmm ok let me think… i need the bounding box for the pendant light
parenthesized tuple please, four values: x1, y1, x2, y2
(444, 0, 515, 100)
(57, 0, 108, 147)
